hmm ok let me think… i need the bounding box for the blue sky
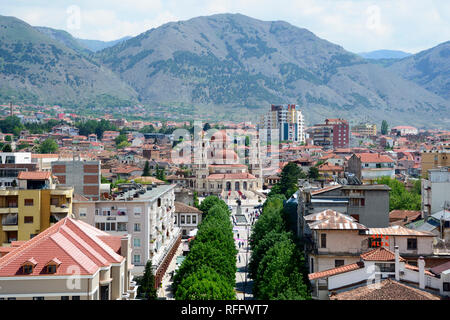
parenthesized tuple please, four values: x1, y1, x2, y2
(1, 0, 449, 53)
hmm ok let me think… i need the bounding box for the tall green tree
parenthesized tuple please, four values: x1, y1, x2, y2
(376, 177, 421, 210)
(142, 160, 151, 177)
(193, 191, 200, 208)
(279, 162, 305, 198)
(308, 166, 319, 180)
(381, 120, 389, 135)
(137, 261, 157, 300)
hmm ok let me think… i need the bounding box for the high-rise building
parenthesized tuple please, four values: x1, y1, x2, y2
(308, 118, 349, 150)
(260, 104, 305, 143)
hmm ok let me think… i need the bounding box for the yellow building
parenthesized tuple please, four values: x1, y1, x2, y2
(0, 171, 73, 245)
(421, 150, 450, 178)
(351, 123, 377, 136)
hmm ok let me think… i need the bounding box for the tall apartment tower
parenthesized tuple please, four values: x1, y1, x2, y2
(260, 104, 305, 143)
(325, 118, 349, 149)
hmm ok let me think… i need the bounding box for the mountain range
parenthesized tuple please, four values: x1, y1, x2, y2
(0, 13, 448, 128)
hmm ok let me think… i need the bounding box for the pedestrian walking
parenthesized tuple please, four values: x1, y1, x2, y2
(238, 255, 241, 263)
(237, 233, 240, 239)
(238, 242, 241, 248)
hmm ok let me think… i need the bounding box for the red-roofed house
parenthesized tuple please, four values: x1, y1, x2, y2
(309, 246, 448, 300)
(347, 153, 395, 182)
(0, 217, 136, 300)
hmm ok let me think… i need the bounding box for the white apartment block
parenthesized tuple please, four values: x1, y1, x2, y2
(72, 184, 180, 282)
(260, 104, 305, 143)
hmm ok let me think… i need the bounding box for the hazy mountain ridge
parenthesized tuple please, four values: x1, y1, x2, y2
(0, 13, 448, 128)
(388, 41, 450, 100)
(0, 15, 138, 107)
(358, 50, 412, 60)
(96, 14, 449, 127)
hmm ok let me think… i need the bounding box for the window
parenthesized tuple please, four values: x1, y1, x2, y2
(23, 264, 33, 274)
(375, 263, 395, 272)
(133, 238, 141, 248)
(95, 209, 99, 216)
(61, 296, 69, 300)
(72, 296, 80, 300)
(79, 209, 87, 217)
(407, 238, 417, 250)
(320, 233, 326, 248)
(192, 215, 197, 224)
(186, 215, 191, 224)
(33, 297, 44, 300)
(134, 207, 142, 216)
(24, 216, 33, 224)
(443, 283, 450, 292)
(7, 297, 16, 300)
(181, 215, 185, 224)
(47, 265, 57, 274)
(133, 254, 140, 264)
(134, 223, 141, 232)
(24, 199, 34, 206)
(360, 198, 365, 206)
(157, 198, 161, 207)
(335, 260, 345, 267)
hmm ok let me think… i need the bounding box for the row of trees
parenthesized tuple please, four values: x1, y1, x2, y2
(0, 116, 64, 136)
(376, 177, 421, 211)
(173, 196, 237, 299)
(249, 194, 310, 299)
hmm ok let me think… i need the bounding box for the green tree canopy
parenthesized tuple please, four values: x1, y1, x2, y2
(2, 144, 12, 152)
(142, 160, 151, 177)
(308, 166, 319, 180)
(381, 120, 389, 135)
(175, 266, 235, 300)
(376, 177, 421, 210)
(38, 138, 58, 154)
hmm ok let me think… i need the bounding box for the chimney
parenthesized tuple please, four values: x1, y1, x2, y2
(418, 256, 425, 289)
(395, 246, 400, 281)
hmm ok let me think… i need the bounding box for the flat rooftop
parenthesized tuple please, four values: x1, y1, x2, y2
(114, 184, 175, 202)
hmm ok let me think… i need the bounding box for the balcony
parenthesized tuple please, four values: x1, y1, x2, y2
(2, 214, 18, 231)
(50, 205, 70, 214)
(0, 207, 19, 215)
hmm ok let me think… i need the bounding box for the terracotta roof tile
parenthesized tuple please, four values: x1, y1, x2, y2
(175, 201, 202, 214)
(329, 279, 441, 300)
(0, 218, 125, 277)
(17, 171, 51, 180)
(360, 247, 405, 262)
(309, 262, 365, 280)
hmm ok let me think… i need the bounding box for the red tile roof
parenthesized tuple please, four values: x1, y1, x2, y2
(360, 247, 405, 262)
(0, 218, 124, 277)
(308, 262, 364, 280)
(17, 171, 51, 180)
(357, 153, 394, 163)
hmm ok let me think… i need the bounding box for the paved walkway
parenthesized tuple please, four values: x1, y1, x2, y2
(157, 240, 185, 300)
(233, 211, 256, 300)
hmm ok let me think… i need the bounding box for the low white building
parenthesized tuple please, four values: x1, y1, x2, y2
(309, 246, 449, 300)
(422, 167, 450, 217)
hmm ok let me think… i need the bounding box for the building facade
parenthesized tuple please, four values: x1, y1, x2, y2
(0, 172, 73, 245)
(422, 167, 450, 217)
(52, 158, 101, 201)
(0, 218, 136, 300)
(72, 184, 181, 286)
(260, 104, 305, 143)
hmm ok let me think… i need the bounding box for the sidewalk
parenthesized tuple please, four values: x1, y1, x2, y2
(233, 220, 254, 300)
(157, 239, 185, 299)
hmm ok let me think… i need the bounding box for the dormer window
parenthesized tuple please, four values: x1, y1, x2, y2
(45, 258, 61, 274)
(22, 257, 37, 274)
